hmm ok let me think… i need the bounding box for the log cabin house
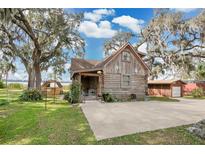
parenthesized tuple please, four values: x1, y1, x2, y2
(70, 43, 150, 100)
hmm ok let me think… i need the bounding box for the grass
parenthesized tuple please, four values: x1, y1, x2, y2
(0, 88, 204, 144)
(183, 96, 205, 100)
(0, 88, 95, 144)
(148, 96, 179, 102)
(98, 125, 205, 145)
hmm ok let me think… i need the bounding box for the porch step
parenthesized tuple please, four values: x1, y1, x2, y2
(83, 96, 98, 100)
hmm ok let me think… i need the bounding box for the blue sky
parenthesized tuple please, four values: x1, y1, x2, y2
(9, 8, 201, 82)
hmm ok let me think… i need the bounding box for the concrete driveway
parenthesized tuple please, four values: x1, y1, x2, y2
(81, 99, 205, 140)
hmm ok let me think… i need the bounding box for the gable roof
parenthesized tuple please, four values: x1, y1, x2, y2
(42, 80, 63, 88)
(70, 43, 150, 76)
(96, 43, 150, 71)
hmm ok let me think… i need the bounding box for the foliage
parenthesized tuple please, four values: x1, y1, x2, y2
(0, 99, 9, 106)
(104, 32, 133, 57)
(102, 92, 117, 102)
(63, 91, 72, 103)
(130, 94, 137, 100)
(0, 80, 5, 88)
(191, 88, 204, 98)
(0, 9, 85, 89)
(8, 83, 24, 89)
(19, 89, 42, 101)
(141, 9, 205, 79)
(0, 55, 16, 81)
(195, 63, 205, 80)
(64, 82, 81, 104)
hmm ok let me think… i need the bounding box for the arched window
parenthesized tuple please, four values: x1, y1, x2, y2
(122, 51, 131, 61)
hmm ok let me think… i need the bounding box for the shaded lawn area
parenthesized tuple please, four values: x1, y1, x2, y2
(148, 96, 179, 102)
(0, 89, 205, 144)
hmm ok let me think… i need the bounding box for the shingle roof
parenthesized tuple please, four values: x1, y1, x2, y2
(70, 58, 100, 72)
(148, 80, 185, 84)
(70, 43, 149, 74)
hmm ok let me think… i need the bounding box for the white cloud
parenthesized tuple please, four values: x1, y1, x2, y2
(79, 20, 117, 38)
(112, 15, 144, 33)
(171, 8, 197, 13)
(84, 9, 115, 22)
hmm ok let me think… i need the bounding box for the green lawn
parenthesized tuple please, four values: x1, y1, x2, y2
(183, 96, 205, 100)
(148, 96, 179, 102)
(0, 89, 204, 144)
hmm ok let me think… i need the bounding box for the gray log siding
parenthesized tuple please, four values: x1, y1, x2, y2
(102, 47, 147, 99)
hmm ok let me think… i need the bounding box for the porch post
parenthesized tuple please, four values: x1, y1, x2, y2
(78, 73, 81, 83)
(98, 75, 102, 96)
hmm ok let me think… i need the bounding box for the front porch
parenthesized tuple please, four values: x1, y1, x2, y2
(73, 71, 103, 99)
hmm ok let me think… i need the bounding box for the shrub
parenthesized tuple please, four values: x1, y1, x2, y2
(64, 91, 72, 103)
(64, 81, 81, 104)
(191, 88, 204, 98)
(102, 92, 117, 102)
(0, 99, 9, 106)
(19, 89, 42, 101)
(130, 94, 137, 100)
(8, 83, 24, 89)
(0, 80, 5, 88)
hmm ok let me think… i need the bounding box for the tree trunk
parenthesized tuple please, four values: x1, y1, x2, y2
(28, 68, 35, 89)
(6, 70, 9, 102)
(34, 63, 42, 90)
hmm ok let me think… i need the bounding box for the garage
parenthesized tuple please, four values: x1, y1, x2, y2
(172, 86, 181, 97)
(148, 80, 185, 97)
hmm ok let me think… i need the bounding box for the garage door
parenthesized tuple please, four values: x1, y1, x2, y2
(172, 86, 181, 97)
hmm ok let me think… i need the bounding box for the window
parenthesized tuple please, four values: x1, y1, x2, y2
(122, 51, 130, 61)
(122, 75, 130, 86)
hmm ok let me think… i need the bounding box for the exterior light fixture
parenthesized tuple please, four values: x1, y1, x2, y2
(97, 70, 102, 74)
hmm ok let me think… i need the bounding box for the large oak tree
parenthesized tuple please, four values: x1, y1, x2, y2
(0, 9, 85, 89)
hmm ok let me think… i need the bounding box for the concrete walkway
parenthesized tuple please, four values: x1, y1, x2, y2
(81, 99, 205, 140)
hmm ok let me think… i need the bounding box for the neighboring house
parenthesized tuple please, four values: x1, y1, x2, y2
(182, 80, 205, 95)
(70, 43, 150, 100)
(148, 80, 185, 97)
